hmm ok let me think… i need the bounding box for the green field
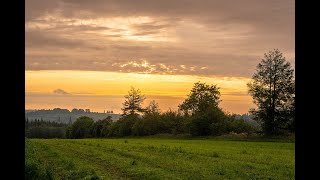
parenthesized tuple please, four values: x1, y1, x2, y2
(25, 138, 294, 180)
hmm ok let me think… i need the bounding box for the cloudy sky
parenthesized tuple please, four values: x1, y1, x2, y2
(25, 0, 295, 114)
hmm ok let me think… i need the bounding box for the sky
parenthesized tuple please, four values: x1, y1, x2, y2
(25, 0, 295, 114)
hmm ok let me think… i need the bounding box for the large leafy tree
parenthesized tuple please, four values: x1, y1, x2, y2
(178, 82, 221, 115)
(121, 87, 146, 116)
(247, 49, 295, 136)
(118, 87, 146, 136)
(179, 82, 227, 136)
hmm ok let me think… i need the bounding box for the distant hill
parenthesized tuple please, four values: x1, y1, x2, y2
(25, 108, 121, 124)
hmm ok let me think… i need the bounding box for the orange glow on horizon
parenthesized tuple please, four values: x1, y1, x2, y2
(25, 70, 255, 114)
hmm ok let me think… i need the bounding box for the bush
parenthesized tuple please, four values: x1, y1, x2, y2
(189, 106, 228, 136)
(106, 122, 121, 137)
(227, 118, 257, 135)
(118, 114, 138, 136)
(132, 119, 146, 136)
(68, 116, 94, 139)
(92, 118, 112, 137)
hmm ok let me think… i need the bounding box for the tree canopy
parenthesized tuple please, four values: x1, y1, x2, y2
(66, 116, 94, 138)
(145, 100, 160, 114)
(121, 87, 146, 116)
(247, 49, 295, 135)
(179, 82, 221, 114)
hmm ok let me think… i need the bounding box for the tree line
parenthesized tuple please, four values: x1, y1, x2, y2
(26, 49, 295, 138)
(25, 118, 68, 138)
(65, 82, 258, 138)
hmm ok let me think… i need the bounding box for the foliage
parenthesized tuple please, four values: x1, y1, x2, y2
(122, 87, 146, 116)
(26, 83, 263, 139)
(25, 119, 67, 138)
(26, 127, 65, 139)
(179, 82, 232, 136)
(179, 82, 221, 115)
(91, 116, 113, 137)
(67, 116, 95, 139)
(106, 121, 122, 137)
(132, 113, 162, 136)
(116, 114, 140, 137)
(160, 110, 189, 135)
(61, 85, 257, 138)
(145, 100, 160, 114)
(226, 117, 256, 135)
(189, 105, 228, 136)
(247, 49, 295, 135)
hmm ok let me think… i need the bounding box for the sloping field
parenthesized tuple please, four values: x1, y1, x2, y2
(25, 138, 294, 180)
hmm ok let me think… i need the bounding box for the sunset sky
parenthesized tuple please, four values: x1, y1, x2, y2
(25, 0, 295, 114)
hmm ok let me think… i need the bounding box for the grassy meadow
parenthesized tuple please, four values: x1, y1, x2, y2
(25, 138, 294, 180)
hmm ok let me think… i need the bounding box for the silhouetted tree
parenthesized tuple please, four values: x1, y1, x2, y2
(247, 49, 295, 136)
(121, 87, 146, 116)
(131, 101, 162, 136)
(179, 82, 227, 136)
(145, 100, 160, 114)
(179, 82, 221, 115)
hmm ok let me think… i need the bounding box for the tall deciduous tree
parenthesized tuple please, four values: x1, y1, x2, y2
(179, 82, 227, 136)
(178, 82, 221, 114)
(247, 49, 295, 136)
(122, 87, 146, 115)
